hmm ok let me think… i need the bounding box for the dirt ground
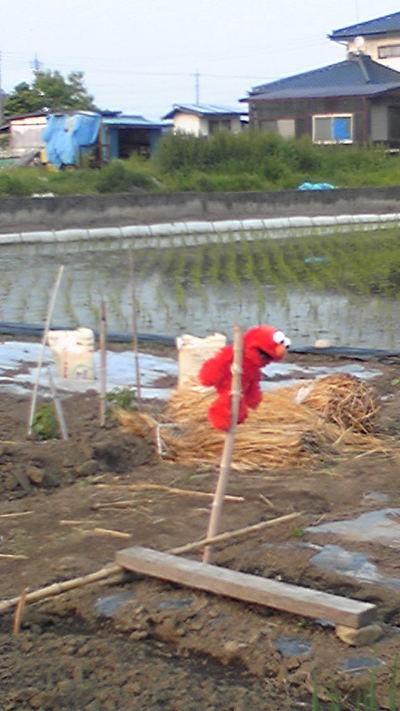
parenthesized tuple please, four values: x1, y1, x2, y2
(1, 343, 400, 711)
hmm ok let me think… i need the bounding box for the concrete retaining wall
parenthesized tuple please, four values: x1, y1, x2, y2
(2, 186, 400, 233)
(1, 214, 399, 249)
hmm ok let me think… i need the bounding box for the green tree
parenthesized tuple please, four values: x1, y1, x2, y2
(4, 70, 97, 118)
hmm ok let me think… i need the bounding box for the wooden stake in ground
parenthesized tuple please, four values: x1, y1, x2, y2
(203, 325, 243, 564)
(128, 249, 142, 405)
(47, 367, 68, 440)
(99, 300, 107, 427)
(12, 587, 29, 635)
(28, 265, 65, 436)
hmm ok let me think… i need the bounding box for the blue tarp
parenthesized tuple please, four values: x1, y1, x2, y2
(297, 182, 336, 190)
(43, 112, 101, 168)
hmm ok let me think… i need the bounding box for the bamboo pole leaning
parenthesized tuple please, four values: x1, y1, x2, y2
(99, 300, 107, 427)
(0, 564, 123, 615)
(128, 249, 142, 405)
(28, 265, 64, 436)
(203, 325, 243, 564)
(169, 511, 302, 556)
(47, 368, 68, 440)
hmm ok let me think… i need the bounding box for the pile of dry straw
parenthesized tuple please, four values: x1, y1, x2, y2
(118, 374, 384, 472)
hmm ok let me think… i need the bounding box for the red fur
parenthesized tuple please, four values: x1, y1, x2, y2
(199, 325, 289, 431)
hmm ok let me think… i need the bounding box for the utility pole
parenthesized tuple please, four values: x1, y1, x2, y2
(194, 70, 200, 105)
(33, 53, 40, 71)
(31, 52, 42, 74)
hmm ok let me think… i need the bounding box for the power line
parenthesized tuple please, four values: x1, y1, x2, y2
(0, 33, 331, 80)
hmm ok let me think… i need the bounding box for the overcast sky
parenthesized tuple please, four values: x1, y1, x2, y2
(2, 0, 400, 120)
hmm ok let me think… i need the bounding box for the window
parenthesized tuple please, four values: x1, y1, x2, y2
(259, 119, 278, 133)
(208, 119, 231, 134)
(378, 44, 400, 58)
(313, 114, 353, 144)
(258, 119, 295, 138)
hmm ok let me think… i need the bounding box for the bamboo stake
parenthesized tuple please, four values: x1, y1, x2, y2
(0, 564, 122, 614)
(169, 511, 303, 556)
(12, 587, 28, 635)
(0, 553, 29, 559)
(0, 512, 33, 519)
(99, 300, 107, 427)
(59, 520, 98, 525)
(203, 325, 243, 564)
(259, 494, 274, 508)
(0, 511, 302, 615)
(93, 528, 132, 539)
(93, 483, 244, 502)
(47, 367, 68, 440)
(28, 265, 65, 435)
(128, 249, 142, 405)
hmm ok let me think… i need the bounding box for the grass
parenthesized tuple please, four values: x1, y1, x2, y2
(106, 386, 137, 412)
(310, 668, 399, 711)
(154, 131, 400, 191)
(2, 131, 400, 196)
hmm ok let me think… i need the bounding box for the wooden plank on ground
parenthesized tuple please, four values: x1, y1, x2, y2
(116, 546, 377, 629)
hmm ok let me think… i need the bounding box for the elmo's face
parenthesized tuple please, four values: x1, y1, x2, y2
(244, 325, 291, 366)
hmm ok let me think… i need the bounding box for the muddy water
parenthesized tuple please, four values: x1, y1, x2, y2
(0, 230, 399, 348)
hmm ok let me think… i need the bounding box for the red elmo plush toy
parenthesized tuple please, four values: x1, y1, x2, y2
(198, 325, 291, 431)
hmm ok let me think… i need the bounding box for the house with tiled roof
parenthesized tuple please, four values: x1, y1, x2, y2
(242, 36, 400, 145)
(329, 12, 400, 72)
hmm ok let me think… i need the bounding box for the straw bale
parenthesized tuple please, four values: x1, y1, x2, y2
(301, 374, 379, 433)
(117, 375, 384, 472)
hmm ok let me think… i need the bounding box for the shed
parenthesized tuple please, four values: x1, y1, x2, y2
(101, 113, 166, 160)
(7, 112, 47, 156)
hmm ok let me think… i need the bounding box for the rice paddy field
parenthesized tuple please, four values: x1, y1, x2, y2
(1, 226, 399, 349)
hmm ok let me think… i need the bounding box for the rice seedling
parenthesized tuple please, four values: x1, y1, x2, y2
(31, 403, 59, 440)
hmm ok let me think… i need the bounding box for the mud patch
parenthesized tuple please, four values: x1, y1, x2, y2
(2, 349, 400, 709)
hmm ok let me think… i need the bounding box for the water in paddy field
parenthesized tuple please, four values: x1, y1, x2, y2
(0, 228, 399, 348)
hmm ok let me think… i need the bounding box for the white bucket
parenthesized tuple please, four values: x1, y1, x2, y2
(176, 332, 226, 390)
(47, 327, 95, 380)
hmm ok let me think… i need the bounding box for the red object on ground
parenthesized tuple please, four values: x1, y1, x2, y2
(198, 325, 291, 431)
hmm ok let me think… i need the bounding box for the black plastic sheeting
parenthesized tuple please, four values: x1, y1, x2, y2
(0, 321, 399, 360)
(291, 345, 400, 360)
(0, 321, 175, 346)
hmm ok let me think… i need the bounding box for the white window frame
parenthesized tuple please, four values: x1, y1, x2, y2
(312, 114, 353, 144)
